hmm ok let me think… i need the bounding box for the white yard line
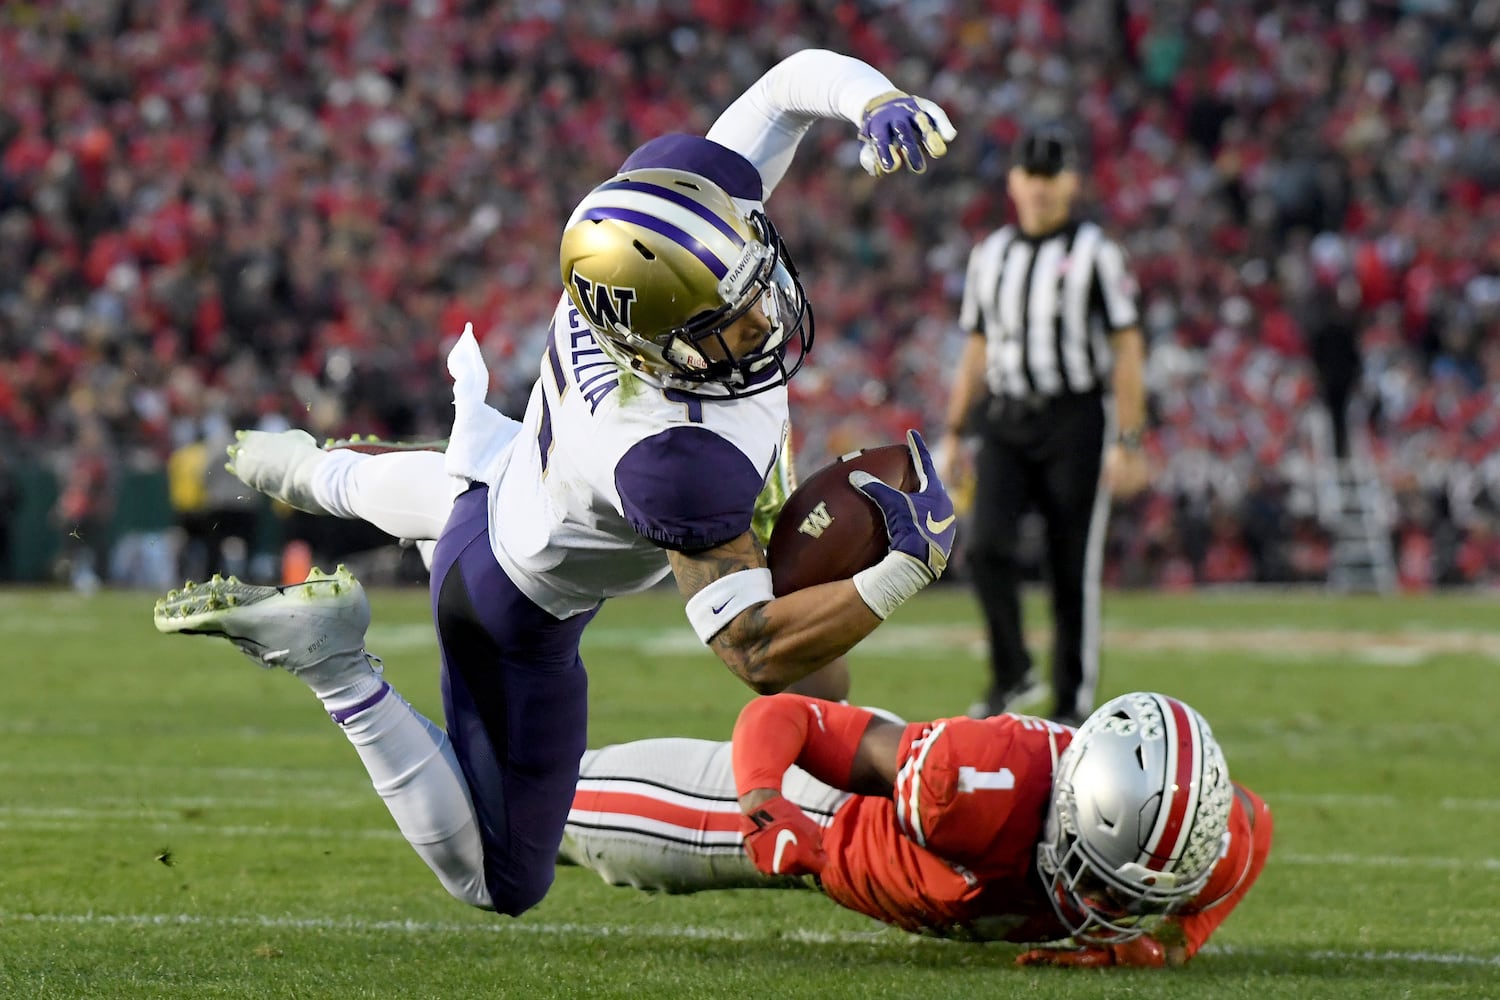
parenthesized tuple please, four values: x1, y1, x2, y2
(6, 808, 1500, 872)
(1264, 793, 1399, 807)
(0, 760, 359, 782)
(3, 911, 1497, 968)
(1280, 852, 1500, 871)
(5, 785, 1500, 814)
(0, 817, 405, 840)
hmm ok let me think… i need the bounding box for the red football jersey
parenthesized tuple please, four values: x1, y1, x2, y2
(730, 695, 1268, 951)
(817, 713, 1074, 942)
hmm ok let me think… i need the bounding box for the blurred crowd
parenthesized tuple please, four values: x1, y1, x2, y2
(1, 0, 1498, 590)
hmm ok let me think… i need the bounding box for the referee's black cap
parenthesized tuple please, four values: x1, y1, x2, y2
(1014, 122, 1079, 176)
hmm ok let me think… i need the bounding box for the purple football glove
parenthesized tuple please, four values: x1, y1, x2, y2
(857, 92, 957, 176)
(849, 430, 956, 580)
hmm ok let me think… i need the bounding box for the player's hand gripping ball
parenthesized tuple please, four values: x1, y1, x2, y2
(765, 444, 919, 596)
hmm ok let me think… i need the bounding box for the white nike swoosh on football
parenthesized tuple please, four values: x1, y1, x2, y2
(925, 512, 956, 533)
(773, 828, 798, 874)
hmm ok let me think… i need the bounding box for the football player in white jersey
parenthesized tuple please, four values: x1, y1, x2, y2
(155, 49, 959, 917)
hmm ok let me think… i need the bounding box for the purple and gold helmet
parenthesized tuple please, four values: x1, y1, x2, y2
(560, 168, 813, 398)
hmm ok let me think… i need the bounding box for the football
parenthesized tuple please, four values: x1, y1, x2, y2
(766, 444, 919, 596)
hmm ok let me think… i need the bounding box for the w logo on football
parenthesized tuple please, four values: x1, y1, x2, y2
(798, 501, 834, 539)
(571, 276, 636, 332)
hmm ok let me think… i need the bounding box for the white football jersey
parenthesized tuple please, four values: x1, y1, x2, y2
(483, 297, 788, 619)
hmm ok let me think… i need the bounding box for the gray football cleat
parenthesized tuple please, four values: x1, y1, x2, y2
(153, 566, 372, 675)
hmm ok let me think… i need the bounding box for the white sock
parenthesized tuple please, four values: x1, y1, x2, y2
(303, 656, 387, 713)
(332, 683, 493, 909)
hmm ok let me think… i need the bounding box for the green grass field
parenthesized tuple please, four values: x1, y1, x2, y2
(2, 583, 1497, 999)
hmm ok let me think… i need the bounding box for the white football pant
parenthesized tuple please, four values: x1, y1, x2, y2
(561, 736, 850, 893)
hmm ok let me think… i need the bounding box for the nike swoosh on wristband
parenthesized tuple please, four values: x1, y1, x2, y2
(712, 599, 731, 614)
(773, 828, 799, 874)
(925, 512, 956, 533)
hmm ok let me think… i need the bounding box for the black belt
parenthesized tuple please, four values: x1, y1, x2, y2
(998, 393, 1052, 413)
(987, 389, 1100, 423)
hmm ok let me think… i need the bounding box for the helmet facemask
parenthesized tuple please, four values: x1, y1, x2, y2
(656, 211, 813, 396)
(1036, 692, 1234, 945)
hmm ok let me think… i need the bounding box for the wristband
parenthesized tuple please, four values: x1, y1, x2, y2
(852, 551, 933, 620)
(685, 568, 774, 643)
(1117, 428, 1144, 450)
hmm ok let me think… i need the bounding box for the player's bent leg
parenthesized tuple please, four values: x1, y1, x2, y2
(564, 737, 847, 893)
(314, 448, 459, 543)
(429, 485, 595, 916)
(229, 429, 462, 543)
(153, 567, 495, 910)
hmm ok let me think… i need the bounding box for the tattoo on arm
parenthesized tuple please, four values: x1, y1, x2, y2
(667, 533, 775, 687)
(666, 532, 764, 599)
(708, 603, 776, 687)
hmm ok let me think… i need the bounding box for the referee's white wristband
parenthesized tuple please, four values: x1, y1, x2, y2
(684, 568, 775, 644)
(852, 551, 934, 620)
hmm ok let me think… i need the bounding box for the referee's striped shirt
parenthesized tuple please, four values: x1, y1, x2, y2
(958, 220, 1139, 400)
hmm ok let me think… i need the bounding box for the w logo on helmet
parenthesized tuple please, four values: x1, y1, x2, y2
(571, 275, 636, 332)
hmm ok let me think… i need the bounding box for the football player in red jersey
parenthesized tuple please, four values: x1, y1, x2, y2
(564, 690, 1272, 966)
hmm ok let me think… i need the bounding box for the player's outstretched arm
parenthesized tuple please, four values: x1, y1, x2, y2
(730, 694, 905, 876)
(1167, 782, 1274, 960)
(703, 48, 956, 197)
(668, 533, 882, 693)
(669, 431, 955, 694)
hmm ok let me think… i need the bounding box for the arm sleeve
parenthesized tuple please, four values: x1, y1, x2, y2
(1093, 238, 1141, 332)
(614, 426, 766, 552)
(1170, 783, 1274, 958)
(704, 48, 898, 199)
(732, 694, 875, 796)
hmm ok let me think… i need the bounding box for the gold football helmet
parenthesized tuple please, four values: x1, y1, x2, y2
(559, 168, 813, 398)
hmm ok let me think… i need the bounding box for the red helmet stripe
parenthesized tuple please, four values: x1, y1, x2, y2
(1142, 696, 1200, 870)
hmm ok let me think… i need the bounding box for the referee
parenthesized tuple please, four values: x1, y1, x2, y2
(937, 122, 1148, 726)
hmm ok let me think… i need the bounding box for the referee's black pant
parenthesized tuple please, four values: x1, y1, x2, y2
(965, 390, 1112, 719)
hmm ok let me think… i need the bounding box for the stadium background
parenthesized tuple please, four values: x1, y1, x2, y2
(1, 0, 1497, 593)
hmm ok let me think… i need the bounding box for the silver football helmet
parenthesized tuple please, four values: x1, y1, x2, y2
(1037, 692, 1233, 944)
(559, 167, 813, 398)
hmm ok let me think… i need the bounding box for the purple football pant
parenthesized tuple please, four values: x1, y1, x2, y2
(429, 485, 596, 915)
